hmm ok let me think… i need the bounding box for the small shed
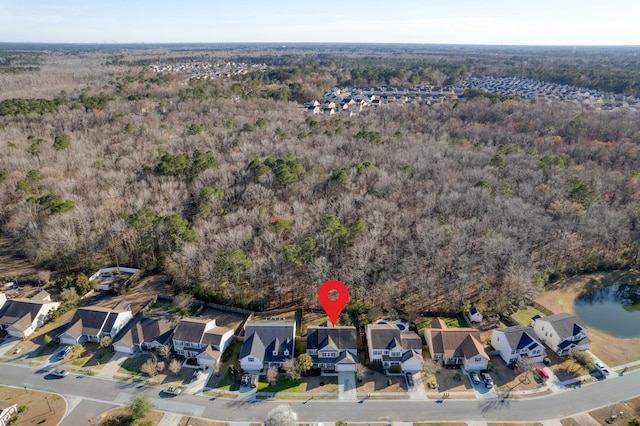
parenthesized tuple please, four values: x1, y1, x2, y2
(467, 307, 483, 324)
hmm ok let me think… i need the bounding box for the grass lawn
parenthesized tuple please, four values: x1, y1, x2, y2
(510, 305, 546, 326)
(257, 375, 305, 392)
(208, 340, 242, 390)
(417, 316, 468, 334)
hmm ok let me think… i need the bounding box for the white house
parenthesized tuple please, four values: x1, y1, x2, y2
(113, 312, 179, 354)
(59, 302, 133, 345)
(531, 313, 591, 356)
(239, 320, 296, 371)
(366, 324, 424, 373)
(467, 307, 483, 324)
(491, 325, 546, 365)
(0, 293, 6, 311)
(424, 318, 489, 371)
(0, 291, 60, 338)
(306, 324, 357, 375)
(0, 402, 18, 426)
(172, 318, 233, 368)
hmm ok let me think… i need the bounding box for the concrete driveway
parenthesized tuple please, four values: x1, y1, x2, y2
(338, 371, 357, 400)
(407, 372, 428, 400)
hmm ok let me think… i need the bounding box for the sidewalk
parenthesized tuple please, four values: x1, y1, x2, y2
(95, 352, 129, 378)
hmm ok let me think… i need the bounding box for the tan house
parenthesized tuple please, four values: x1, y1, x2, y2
(366, 324, 424, 373)
(113, 312, 179, 355)
(59, 301, 133, 345)
(424, 318, 489, 371)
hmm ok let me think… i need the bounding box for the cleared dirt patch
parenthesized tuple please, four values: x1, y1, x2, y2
(488, 423, 543, 426)
(90, 274, 172, 315)
(535, 271, 640, 366)
(433, 367, 473, 392)
(88, 407, 164, 425)
(588, 396, 640, 425)
(489, 356, 546, 392)
(0, 386, 66, 426)
(356, 367, 407, 392)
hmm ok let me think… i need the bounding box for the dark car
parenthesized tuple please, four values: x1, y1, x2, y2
(405, 372, 414, 387)
(469, 371, 481, 385)
(481, 372, 494, 389)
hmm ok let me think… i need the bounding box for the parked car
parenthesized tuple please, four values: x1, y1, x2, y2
(241, 373, 250, 387)
(535, 366, 549, 381)
(405, 372, 414, 387)
(469, 371, 481, 385)
(481, 372, 494, 389)
(595, 361, 610, 377)
(250, 374, 259, 388)
(163, 386, 182, 395)
(51, 369, 68, 378)
(57, 346, 71, 360)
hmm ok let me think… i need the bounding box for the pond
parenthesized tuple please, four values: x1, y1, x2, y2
(573, 284, 640, 338)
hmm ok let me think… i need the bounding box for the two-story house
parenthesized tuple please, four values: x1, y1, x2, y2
(306, 324, 357, 375)
(172, 318, 233, 368)
(113, 312, 179, 354)
(424, 318, 489, 371)
(366, 324, 424, 373)
(0, 291, 60, 338)
(531, 313, 591, 356)
(491, 325, 546, 365)
(239, 320, 295, 371)
(59, 301, 133, 345)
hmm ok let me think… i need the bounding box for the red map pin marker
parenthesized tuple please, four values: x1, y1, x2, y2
(318, 280, 349, 327)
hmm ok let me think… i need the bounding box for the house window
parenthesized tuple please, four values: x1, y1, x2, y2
(284, 349, 289, 356)
(321, 351, 337, 358)
(475, 357, 482, 362)
(248, 357, 254, 362)
(373, 350, 382, 356)
(272, 350, 278, 356)
(390, 351, 402, 357)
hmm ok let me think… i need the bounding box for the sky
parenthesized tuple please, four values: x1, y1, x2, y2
(1, 0, 639, 46)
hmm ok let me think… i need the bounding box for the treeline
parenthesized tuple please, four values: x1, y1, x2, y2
(1, 47, 640, 317)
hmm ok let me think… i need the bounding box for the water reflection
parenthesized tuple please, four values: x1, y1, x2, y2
(573, 284, 640, 338)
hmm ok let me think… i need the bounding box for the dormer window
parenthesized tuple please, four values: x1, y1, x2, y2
(273, 350, 278, 356)
(284, 349, 289, 356)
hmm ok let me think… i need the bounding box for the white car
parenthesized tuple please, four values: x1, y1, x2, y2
(51, 369, 68, 378)
(595, 361, 610, 376)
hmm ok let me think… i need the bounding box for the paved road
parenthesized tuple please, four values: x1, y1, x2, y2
(2, 363, 639, 423)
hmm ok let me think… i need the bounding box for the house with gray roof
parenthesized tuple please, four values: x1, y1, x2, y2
(491, 325, 546, 365)
(531, 313, 590, 356)
(239, 319, 295, 371)
(59, 301, 133, 345)
(366, 324, 424, 373)
(0, 291, 60, 338)
(306, 324, 357, 375)
(424, 319, 489, 371)
(172, 317, 233, 368)
(113, 312, 179, 354)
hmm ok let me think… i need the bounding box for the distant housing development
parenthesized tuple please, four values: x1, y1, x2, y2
(150, 61, 267, 80)
(306, 79, 639, 116)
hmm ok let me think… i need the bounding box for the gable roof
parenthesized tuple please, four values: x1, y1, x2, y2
(241, 320, 295, 362)
(431, 318, 447, 329)
(63, 302, 131, 339)
(307, 325, 357, 351)
(173, 318, 215, 343)
(428, 326, 488, 360)
(368, 324, 423, 352)
(536, 313, 587, 338)
(114, 312, 179, 348)
(201, 326, 233, 348)
(498, 325, 541, 351)
(0, 297, 56, 331)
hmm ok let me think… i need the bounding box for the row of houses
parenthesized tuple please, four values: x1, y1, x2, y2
(149, 61, 268, 80)
(457, 76, 639, 111)
(424, 313, 591, 372)
(0, 290, 591, 376)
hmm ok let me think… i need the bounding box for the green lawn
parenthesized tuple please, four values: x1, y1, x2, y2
(511, 305, 546, 326)
(416, 316, 468, 334)
(118, 354, 150, 375)
(257, 375, 304, 392)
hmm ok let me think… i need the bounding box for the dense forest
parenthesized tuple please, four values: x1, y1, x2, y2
(0, 44, 639, 316)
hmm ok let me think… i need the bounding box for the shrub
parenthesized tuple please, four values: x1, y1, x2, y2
(388, 365, 402, 374)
